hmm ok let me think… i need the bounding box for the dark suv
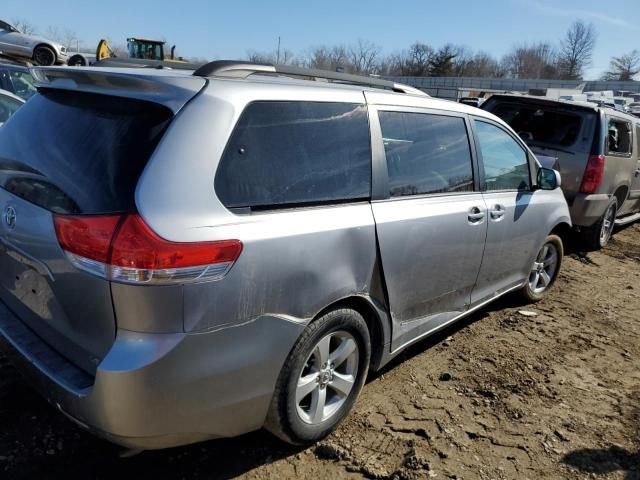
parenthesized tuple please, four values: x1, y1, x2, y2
(483, 94, 640, 249)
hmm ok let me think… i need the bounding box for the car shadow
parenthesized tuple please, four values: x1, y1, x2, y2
(0, 354, 302, 480)
(562, 446, 640, 479)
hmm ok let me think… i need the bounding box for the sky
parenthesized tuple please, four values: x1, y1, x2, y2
(4, 0, 639, 79)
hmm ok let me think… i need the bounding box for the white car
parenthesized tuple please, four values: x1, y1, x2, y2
(0, 88, 24, 126)
(0, 20, 68, 65)
(629, 102, 640, 117)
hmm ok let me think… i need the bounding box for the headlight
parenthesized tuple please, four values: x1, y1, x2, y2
(60, 46, 67, 53)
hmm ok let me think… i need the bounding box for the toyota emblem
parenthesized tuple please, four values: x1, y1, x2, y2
(3, 206, 16, 230)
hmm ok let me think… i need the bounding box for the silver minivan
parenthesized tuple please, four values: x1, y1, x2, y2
(0, 62, 570, 449)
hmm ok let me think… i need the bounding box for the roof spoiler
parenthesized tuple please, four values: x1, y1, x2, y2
(29, 66, 206, 113)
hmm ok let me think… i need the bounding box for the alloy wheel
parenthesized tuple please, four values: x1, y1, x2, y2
(599, 203, 616, 246)
(528, 242, 559, 294)
(296, 331, 359, 425)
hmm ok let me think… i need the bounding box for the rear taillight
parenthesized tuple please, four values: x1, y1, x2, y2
(54, 214, 242, 285)
(580, 155, 605, 194)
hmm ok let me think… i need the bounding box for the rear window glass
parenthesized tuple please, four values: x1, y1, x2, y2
(0, 90, 172, 214)
(490, 102, 583, 148)
(215, 101, 371, 210)
(0, 93, 22, 123)
(8, 69, 37, 100)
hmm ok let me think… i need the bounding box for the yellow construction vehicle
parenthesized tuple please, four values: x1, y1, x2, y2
(69, 38, 195, 68)
(96, 38, 185, 63)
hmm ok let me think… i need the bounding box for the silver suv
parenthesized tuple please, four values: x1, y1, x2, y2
(0, 62, 570, 450)
(482, 95, 640, 249)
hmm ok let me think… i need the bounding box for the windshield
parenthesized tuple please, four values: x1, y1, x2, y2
(128, 41, 163, 60)
(490, 102, 585, 148)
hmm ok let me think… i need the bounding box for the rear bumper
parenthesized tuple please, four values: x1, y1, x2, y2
(0, 300, 304, 449)
(569, 193, 611, 228)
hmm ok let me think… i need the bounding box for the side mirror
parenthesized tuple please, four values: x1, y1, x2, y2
(537, 167, 561, 190)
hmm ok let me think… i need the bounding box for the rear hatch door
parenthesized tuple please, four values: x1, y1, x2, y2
(0, 80, 196, 374)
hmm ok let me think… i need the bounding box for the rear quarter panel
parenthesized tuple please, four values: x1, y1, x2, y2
(136, 80, 384, 333)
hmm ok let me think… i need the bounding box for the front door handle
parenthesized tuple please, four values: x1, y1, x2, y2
(468, 206, 485, 223)
(490, 204, 506, 220)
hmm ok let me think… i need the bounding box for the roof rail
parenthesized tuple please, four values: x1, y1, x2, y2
(192, 60, 428, 96)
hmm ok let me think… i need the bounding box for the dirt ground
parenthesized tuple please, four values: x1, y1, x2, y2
(1, 224, 639, 480)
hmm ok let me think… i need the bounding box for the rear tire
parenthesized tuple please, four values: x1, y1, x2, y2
(265, 308, 370, 445)
(520, 234, 563, 302)
(582, 197, 617, 250)
(33, 45, 56, 66)
(68, 54, 87, 66)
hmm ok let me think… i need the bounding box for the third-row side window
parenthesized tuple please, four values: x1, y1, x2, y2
(215, 101, 371, 209)
(378, 111, 475, 197)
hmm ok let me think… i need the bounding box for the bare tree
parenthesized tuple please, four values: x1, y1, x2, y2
(378, 42, 434, 76)
(451, 46, 475, 76)
(246, 48, 298, 65)
(11, 19, 36, 35)
(502, 42, 558, 79)
(348, 39, 381, 73)
(46, 26, 81, 52)
(404, 42, 434, 76)
(557, 20, 597, 80)
(602, 50, 640, 81)
(461, 51, 502, 77)
(304, 45, 349, 71)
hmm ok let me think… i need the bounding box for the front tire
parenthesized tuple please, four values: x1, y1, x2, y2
(583, 197, 617, 250)
(265, 308, 370, 445)
(33, 45, 56, 66)
(520, 234, 563, 302)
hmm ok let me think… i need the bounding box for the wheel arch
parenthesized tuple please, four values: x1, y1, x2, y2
(311, 294, 391, 373)
(32, 43, 58, 63)
(613, 185, 629, 209)
(549, 221, 572, 243)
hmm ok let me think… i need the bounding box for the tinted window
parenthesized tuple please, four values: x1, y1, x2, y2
(475, 121, 530, 191)
(490, 102, 584, 148)
(8, 69, 37, 100)
(215, 102, 371, 209)
(0, 94, 22, 123)
(378, 111, 474, 197)
(0, 90, 172, 214)
(607, 119, 632, 155)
